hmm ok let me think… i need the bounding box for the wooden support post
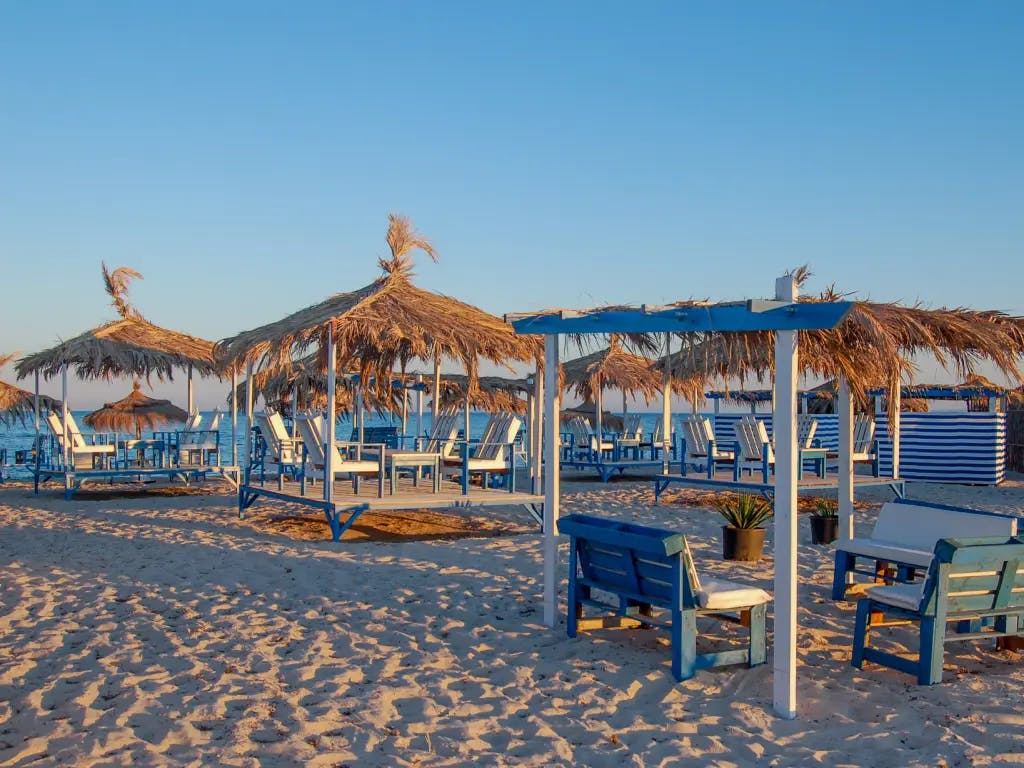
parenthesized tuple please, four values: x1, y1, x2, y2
(661, 333, 672, 472)
(838, 376, 854, 541)
(324, 326, 336, 505)
(595, 377, 603, 459)
(432, 350, 442, 432)
(33, 371, 40, 455)
(891, 384, 901, 479)
(231, 366, 238, 467)
(186, 364, 194, 415)
(543, 334, 561, 628)
(772, 274, 799, 720)
(61, 365, 69, 469)
(416, 374, 424, 439)
(533, 365, 544, 496)
(245, 361, 254, 472)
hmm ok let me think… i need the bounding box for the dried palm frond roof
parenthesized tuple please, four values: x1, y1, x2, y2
(216, 214, 541, 387)
(0, 354, 61, 425)
(561, 336, 661, 403)
(83, 382, 188, 437)
(16, 264, 218, 381)
(427, 374, 530, 414)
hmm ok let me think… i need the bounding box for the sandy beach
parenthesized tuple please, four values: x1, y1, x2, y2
(1, 477, 1023, 767)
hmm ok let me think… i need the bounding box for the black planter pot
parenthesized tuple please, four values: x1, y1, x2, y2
(810, 515, 839, 545)
(722, 526, 767, 561)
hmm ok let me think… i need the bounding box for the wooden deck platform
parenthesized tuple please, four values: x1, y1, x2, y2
(652, 469, 905, 503)
(33, 464, 241, 499)
(239, 473, 545, 542)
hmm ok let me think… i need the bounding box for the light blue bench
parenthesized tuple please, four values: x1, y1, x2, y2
(832, 499, 1019, 600)
(560, 513, 771, 681)
(852, 536, 1024, 684)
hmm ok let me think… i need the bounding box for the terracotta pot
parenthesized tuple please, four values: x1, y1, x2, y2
(722, 526, 766, 561)
(810, 516, 839, 545)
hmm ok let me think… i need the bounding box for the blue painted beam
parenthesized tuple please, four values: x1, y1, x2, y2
(507, 301, 854, 335)
(867, 386, 1004, 399)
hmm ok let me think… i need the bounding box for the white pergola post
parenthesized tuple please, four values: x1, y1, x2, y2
(772, 274, 799, 720)
(891, 384, 901, 479)
(291, 382, 299, 440)
(186, 363, 194, 414)
(416, 374, 424, 440)
(533, 364, 544, 495)
(33, 371, 40, 455)
(661, 333, 672, 473)
(542, 334, 561, 627)
(230, 366, 238, 468)
(60, 365, 69, 470)
(837, 376, 854, 540)
(324, 325, 336, 504)
(245, 362, 254, 472)
(594, 377, 603, 457)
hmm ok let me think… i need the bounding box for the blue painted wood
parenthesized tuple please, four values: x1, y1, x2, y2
(851, 535, 1024, 684)
(508, 301, 854, 335)
(563, 513, 767, 681)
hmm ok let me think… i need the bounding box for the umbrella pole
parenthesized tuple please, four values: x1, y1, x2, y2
(595, 380, 603, 461)
(245, 362, 254, 474)
(61, 365, 69, 471)
(532, 363, 543, 496)
(324, 326, 336, 507)
(230, 366, 238, 469)
(291, 383, 299, 440)
(416, 374, 424, 441)
(33, 371, 40, 464)
(187, 364, 194, 415)
(542, 334, 561, 627)
(661, 333, 672, 472)
(433, 350, 442, 430)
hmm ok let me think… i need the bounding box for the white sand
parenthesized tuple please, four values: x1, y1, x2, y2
(2, 477, 1023, 767)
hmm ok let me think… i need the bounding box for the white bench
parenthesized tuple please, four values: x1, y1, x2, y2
(831, 500, 1019, 599)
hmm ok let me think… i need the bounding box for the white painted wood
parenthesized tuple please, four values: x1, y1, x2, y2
(891, 384, 901, 479)
(837, 376, 854, 541)
(772, 274, 799, 720)
(661, 333, 672, 473)
(533, 366, 544, 495)
(463, 396, 471, 463)
(33, 371, 40, 450)
(291, 383, 299, 440)
(231, 366, 238, 467)
(432, 350, 442, 433)
(543, 334, 561, 628)
(186, 364, 194, 414)
(61, 365, 69, 469)
(324, 325, 336, 505)
(245, 361, 254, 471)
(416, 374, 424, 439)
(594, 375, 603, 454)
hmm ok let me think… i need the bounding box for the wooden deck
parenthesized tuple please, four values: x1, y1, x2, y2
(239, 473, 545, 541)
(33, 464, 241, 499)
(652, 469, 905, 502)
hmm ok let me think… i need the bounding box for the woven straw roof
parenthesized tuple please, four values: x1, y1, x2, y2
(561, 336, 661, 403)
(216, 214, 540, 390)
(83, 382, 188, 438)
(0, 354, 61, 425)
(16, 265, 218, 381)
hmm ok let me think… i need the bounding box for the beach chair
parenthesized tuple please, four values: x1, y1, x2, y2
(252, 411, 302, 477)
(797, 415, 819, 449)
(566, 417, 613, 461)
(45, 411, 116, 469)
(733, 417, 774, 483)
(176, 410, 221, 466)
(446, 412, 523, 488)
(295, 414, 385, 496)
(851, 535, 1024, 684)
(561, 513, 770, 681)
(826, 414, 880, 476)
(679, 415, 733, 477)
(616, 414, 643, 459)
(415, 409, 461, 459)
(646, 419, 676, 460)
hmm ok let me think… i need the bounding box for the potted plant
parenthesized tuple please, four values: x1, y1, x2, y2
(712, 494, 774, 561)
(810, 498, 839, 545)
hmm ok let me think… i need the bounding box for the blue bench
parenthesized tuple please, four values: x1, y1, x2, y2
(852, 536, 1024, 684)
(351, 426, 400, 448)
(560, 513, 771, 681)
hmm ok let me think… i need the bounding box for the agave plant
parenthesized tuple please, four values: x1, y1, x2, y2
(812, 498, 839, 518)
(712, 494, 774, 529)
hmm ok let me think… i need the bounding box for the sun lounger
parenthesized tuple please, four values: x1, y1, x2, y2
(176, 410, 221, 466)
(295, 414, 385, 496)
(45, 411, 116, 469)
(561, 513, 770, 681)
(445, 412, 522, 488)
(679, 415, 733, 477)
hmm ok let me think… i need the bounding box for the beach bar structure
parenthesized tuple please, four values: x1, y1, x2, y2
(508, 275, 858, 719)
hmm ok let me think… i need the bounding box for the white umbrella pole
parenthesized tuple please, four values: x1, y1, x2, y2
(291, 383, 299, 440)
(187, 364, 194, 414)
(542, 334, 561, 627)
(432, 350, 442, 430)
(891, 384, 901, 479)
(594, 379, 603, 459)
(416, 374, 424, 440)
(772, 274, 799, 720)
(533, 364, 543, 496)
(245, 362, 254, 471)
(33, 371, 40, 457)
(325, 326, 336, 505)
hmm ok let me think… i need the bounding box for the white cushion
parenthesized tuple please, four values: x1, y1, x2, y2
(837, 538, 935, 568)
(335, 460, 380, 474)
(865, 582, 924, 611)
(73, 444, 116, 454)
(697, 577, 772, 610)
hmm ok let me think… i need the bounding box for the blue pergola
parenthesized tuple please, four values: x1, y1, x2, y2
(509, 276, 859, 719)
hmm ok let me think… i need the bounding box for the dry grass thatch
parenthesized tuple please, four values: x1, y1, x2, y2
(0, 354, 61, 426)
(216, 214, 541, 398)
(561, 336, 661, 404)
(15, 265, 218, 381)
(428, 373, 531, 414)
(83, 382, 188, 438)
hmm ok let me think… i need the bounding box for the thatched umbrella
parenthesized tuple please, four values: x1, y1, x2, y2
(84, 382, 188, 439)
(561, 335, 660, 437)
(428, 374, 531, 415)
(0, 354, 61, 426)
(17, 265, 218, 384)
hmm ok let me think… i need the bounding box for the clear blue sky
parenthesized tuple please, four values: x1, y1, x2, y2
(1, 2, 1021, 406)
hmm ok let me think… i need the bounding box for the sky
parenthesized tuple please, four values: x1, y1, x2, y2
(1, 2, 1022, 408)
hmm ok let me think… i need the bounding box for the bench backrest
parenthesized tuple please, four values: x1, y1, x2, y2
(622, 414, 643, 439)
(559, 514, 699, 609)
(854, 415, 875, 453)
(680, 416, 711, 456)
(735, 417, 774, 463)
(916, 536, 1024, 616)
(872, 501, 1018, 551)
(475, 412, 522, 461)
(424, 410, 460, 457)
(295, 415, 326, 466)
(797, 415, 818, 449)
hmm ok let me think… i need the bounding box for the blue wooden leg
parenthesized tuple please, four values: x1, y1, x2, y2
(733, 456, 741, 482)
(568, 545, 579, 638)
(851, 599, 872, 669)
(919, 617, 945, 685)
(672, 609, 697, 681)
(749, 603, 767, 666)
(832, 551, 854, 600)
